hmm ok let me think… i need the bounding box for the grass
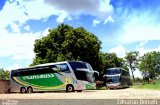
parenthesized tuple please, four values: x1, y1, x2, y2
(97, 86, 107, 90)
(132, 79, 160, 90)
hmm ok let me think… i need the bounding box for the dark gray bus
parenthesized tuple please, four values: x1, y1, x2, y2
(104, 68, 132, 89)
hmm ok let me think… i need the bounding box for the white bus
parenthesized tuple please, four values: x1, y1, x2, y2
(10, 61, 98, 93)
(104, 68, 132, 89)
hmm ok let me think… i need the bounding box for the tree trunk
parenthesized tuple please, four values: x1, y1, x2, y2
(130, 64, 135, 82)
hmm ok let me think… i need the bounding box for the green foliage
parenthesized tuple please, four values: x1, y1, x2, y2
(139, 51, 160, 79)
(125, 51, 139, 81)
(133, 79, 160, 90)
(31, 24, 102, 72)
(122, 64, 129, 71)
(103, 53, 123, 68)
(0, 68, 9, 80)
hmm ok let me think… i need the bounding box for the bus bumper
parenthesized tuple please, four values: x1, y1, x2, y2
(106, 83, 122, 89)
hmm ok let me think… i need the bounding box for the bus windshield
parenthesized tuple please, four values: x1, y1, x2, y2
(106, 69, 121, 75)
(69, 61, 87, 70)
(74, 70, 95, 83)
(69, 61, 95, 83)
(106, 76, 120, 83)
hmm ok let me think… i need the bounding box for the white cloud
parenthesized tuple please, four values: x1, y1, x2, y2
(10, 23, 20, 33)
(7, 64, 22, 71)
(0, 0, 68, 29)
(99, 0, 114, 22)
(93, 19, 101, 27)
(137, 40, 148, 47)
(0, 1, 27, 29)
(117, 12, 160, 44)
(0, 29, 41, 60)
(56, 11, 69, 23)
(136, 46, 160, 56)
(104, 15, 114, 24)
(109, 45, 126, 58)
(42, 28, 50, 37)
(21, 0, 60, 21)
(24, 25, 30, 31)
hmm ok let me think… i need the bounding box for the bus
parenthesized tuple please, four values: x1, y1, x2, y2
(10, 61, 98, 93)
(103, 67, 132, 89)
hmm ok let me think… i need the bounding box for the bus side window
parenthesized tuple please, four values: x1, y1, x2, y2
(16, 71, 20, 76)
(56, 64, 70, 73)
(11, 70, 17, 76)
(22, 70, 28, 76)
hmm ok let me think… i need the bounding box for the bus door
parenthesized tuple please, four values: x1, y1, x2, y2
(50, 64, 74, 89)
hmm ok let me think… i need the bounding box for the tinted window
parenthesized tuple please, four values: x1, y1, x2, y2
(74, 70, 95, 83)
(69, 62, 87, 71)
(12, 66, 56, 76)
(86, 63, 94, 71)
(74, 70, 87, 81)
(106, 69, 121, 75)
(11, 70, 16, 76)
(106, 76, 120, 83)
(55, 63, 70, 73)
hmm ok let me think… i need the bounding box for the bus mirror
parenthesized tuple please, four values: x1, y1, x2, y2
(94, 71, 99, 81)
(103, 74, 106, 78)
(94, 71, 99, 76)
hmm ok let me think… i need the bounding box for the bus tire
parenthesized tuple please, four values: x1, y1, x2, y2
(20, 87, 26, 93)
(66, 85, 74, 92)
(27, 87, 33, 93)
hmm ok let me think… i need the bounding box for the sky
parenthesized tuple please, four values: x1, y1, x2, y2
(0, 0, 160, 78)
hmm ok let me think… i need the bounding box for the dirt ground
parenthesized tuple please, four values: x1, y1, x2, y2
(0, 88, 160, 99)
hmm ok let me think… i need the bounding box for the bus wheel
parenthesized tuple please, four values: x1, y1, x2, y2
(27, 87, 33, 93)
(20, 87, 26, 93)
(66, 85, 74, 92)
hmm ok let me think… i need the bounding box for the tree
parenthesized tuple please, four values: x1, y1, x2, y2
(31, 24, 102, 72)
(122, 63, 129, 71)
(103, 53, 123, 69)
(0, 68, 9, 80)
(139, 51, 160, 79)
(125, 51, 139, 81)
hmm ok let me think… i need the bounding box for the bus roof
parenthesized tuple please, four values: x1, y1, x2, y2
(11, 61, 86, 71)
(106, 67, 129, 72)
(33, 61, 86, 67)
(106, 67, 121, 70)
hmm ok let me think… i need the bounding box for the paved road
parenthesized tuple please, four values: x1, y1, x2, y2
(0, 88, 160, 99)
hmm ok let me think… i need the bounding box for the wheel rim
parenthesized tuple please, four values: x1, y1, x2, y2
(68, 86, 73, 92)
(21, 88, 26, 93)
